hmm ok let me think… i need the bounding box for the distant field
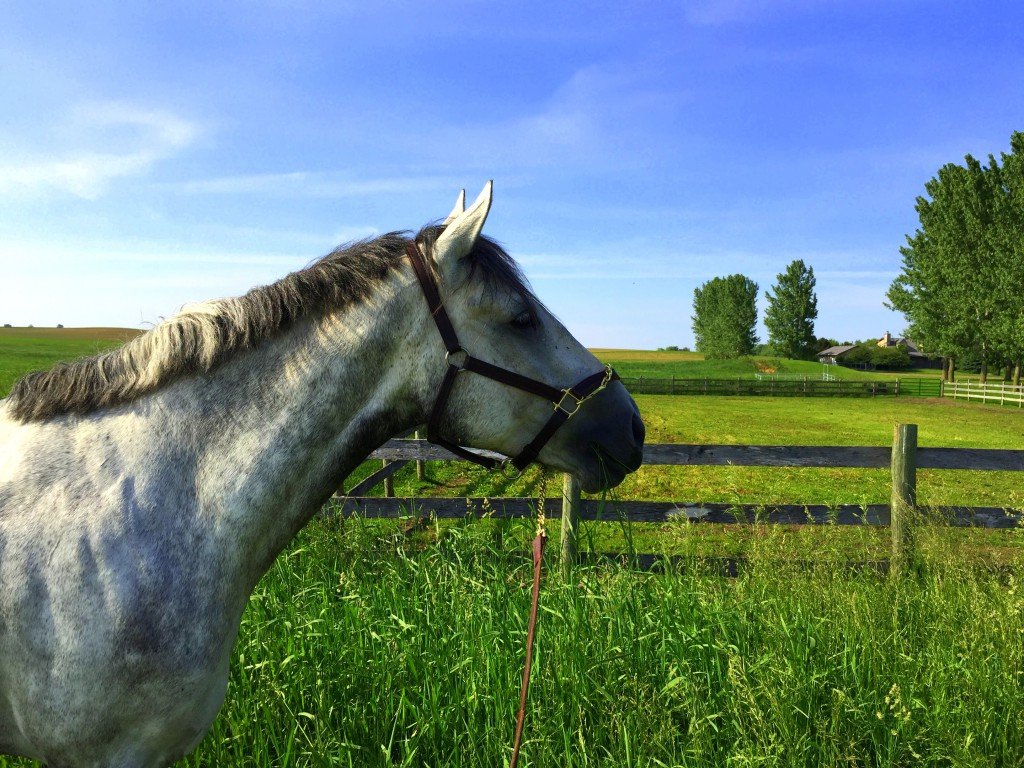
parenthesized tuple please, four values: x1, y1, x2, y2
(0, 326, 142, 342)
(592, 348, 942, 381)
(590, 347, 705, 362)
(1, 336, 939, 400)
(0, 327, 139, 397)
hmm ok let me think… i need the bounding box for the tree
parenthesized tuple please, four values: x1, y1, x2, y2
(692, 274, 758, 359)
(991, 132, 1024, 385)
(764, 260, 818, 359)
(887, 132, 1024, 383)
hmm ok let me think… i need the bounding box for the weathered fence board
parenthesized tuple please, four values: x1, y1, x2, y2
(369, 440, 894, 467)
(639, 443, 893, 467)
(370, 440, 1024, 472)
(619, 377, 900, 397)
(370, 440, 500, 462)
(916, 447, 1024, 471)
(345, 460, 410, 496)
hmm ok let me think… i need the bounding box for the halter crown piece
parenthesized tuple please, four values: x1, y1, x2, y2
(406, 241, 618, 471)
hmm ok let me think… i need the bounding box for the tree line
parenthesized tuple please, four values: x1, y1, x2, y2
(691, 260, 819, 360)
(689, 131, 1023, 378)
(887, 131, 1024, 384)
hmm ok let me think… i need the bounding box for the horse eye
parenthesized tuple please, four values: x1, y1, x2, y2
(510, 310, 534, 329)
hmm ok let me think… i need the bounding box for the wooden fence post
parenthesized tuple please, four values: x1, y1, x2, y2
(890, 423, 917, 576)
(382, 460, 394, 498)
(560, 473, 580, 576)
(414, 429, 425, 481)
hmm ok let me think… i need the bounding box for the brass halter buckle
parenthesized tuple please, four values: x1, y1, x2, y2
(553, 364, 614, 417)
(553, 389, 583, 417)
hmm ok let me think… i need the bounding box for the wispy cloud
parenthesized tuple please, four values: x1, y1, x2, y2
(0, 102, 199, 199)
(171, 172, 456, 198)
(396, 62, 689, 172)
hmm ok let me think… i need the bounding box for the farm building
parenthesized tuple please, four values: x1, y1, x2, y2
(818, 332, 943, 368)
(817, 344, 857, 365)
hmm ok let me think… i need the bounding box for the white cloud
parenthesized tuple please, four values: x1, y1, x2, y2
(0, 102, 200, 199)
(172, 172, 456, 198)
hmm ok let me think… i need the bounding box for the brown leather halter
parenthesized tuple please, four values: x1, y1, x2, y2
(406, 241, 617, 471)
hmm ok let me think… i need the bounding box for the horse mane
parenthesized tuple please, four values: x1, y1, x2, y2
(6, 227, 538, 423)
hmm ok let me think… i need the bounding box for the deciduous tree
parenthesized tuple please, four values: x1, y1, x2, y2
(692, 275, 758, 359)
(887, 131, 1024, 382)
(764, 260, 818, 360)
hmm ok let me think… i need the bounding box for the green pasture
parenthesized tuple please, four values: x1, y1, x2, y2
(591, 348, 942, 382)
(4, 335, 1024, 767)
(7, 520, 1020, 767)
(0, 327, 138, 397)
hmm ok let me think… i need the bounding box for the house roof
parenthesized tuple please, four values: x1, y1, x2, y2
(818, 345, 856, 357)
(880, 336, 920, 353)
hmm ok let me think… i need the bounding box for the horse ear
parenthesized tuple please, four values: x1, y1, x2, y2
(443, 189, 466, 226)
(435, 181, 492, 263)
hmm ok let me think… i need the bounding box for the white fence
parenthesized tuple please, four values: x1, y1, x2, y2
(944, 380, 1024, 407)
(754, 369, 838, 382)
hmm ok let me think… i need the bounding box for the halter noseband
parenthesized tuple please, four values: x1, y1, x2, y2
(406, 241, 618, 471)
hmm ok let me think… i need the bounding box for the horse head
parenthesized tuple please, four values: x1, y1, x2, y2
(409, 183, 644, 493)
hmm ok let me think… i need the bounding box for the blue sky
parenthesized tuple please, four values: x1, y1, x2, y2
(1, 1, 1022, 349)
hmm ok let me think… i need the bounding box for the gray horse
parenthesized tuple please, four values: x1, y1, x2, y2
(0, 184, 644, 767)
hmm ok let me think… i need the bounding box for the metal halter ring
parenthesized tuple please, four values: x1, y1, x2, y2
(445, 348, 469, 371)
(498, 458, 521, 478)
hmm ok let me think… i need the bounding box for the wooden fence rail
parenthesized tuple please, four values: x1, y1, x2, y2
(618, 376, 903, 397)
(944, 380, 1024, 408)
(367, 439, 1024, 471)
(336, 424, 1024, 574)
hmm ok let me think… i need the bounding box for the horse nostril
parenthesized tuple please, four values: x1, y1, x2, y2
(631, 411, 646, 446)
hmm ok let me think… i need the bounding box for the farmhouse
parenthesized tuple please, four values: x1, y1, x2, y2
(875, 331, 945, 368)
(818, 332, 943, 369)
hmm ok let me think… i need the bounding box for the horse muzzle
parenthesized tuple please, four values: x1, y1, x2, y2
(549, 382, 645, 493)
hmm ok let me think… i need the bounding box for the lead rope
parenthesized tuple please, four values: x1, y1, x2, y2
(510, 505, 547, 768)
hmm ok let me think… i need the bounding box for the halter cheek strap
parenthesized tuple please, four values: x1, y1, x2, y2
(406, 241, 617, 471)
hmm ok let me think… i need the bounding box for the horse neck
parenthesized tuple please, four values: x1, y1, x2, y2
(153, 271, 430, 582)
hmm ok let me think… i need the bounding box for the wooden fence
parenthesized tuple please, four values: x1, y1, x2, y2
(617, 377, 943, 397)
(944, 379, 1024, 407)
(333, 424, 1024, 574)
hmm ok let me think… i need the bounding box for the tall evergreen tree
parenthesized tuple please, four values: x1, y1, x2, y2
(764, 260, 818, 359)
(692, 274, 758, 359)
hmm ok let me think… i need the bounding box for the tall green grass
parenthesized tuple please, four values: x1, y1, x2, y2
(184, 518, 1022, 766)
(3, 515, 1021, 767)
